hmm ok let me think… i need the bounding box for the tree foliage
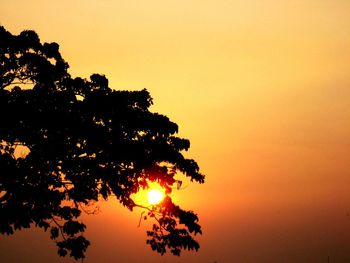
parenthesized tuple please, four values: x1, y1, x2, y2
(0, 26, 204, 260)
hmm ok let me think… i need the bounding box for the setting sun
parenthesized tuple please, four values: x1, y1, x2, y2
(147, 189, 164, 205)
(131, 182, 167, 207)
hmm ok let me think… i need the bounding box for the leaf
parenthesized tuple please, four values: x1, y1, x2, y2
(50, 227, 59, 239)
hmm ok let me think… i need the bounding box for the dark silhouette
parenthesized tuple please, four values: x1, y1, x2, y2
(0, 26, 204, 260)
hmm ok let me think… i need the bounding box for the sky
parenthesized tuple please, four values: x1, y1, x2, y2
(1, 0, 350, 262)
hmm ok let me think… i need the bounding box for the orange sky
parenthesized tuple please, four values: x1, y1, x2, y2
(1, 1, 350, 262)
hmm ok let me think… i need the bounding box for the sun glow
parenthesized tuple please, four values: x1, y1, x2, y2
(147, 189, 164, 205)
(131, 182, 166, 207)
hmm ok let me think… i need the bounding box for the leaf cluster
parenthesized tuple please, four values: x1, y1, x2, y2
(145, 197, 201, 256)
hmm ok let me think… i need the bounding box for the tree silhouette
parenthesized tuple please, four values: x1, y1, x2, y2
(0, 26, 204, 260)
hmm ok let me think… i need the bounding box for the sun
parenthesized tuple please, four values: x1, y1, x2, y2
(147, 189, 164, 205)
(131, 182, 166, 206)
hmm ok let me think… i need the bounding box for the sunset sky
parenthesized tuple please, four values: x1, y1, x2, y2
(1, 0, 350, 262)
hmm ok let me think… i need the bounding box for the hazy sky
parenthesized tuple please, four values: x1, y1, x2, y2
(1, 1, 350, 262)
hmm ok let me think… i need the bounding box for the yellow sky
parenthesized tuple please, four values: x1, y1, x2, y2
(1, 1, 350, 262)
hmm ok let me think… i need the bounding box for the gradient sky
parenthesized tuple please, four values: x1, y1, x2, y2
(1, 1, 350, 262)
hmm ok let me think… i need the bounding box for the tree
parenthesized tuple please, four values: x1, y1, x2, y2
(0, 26, 204, 260)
